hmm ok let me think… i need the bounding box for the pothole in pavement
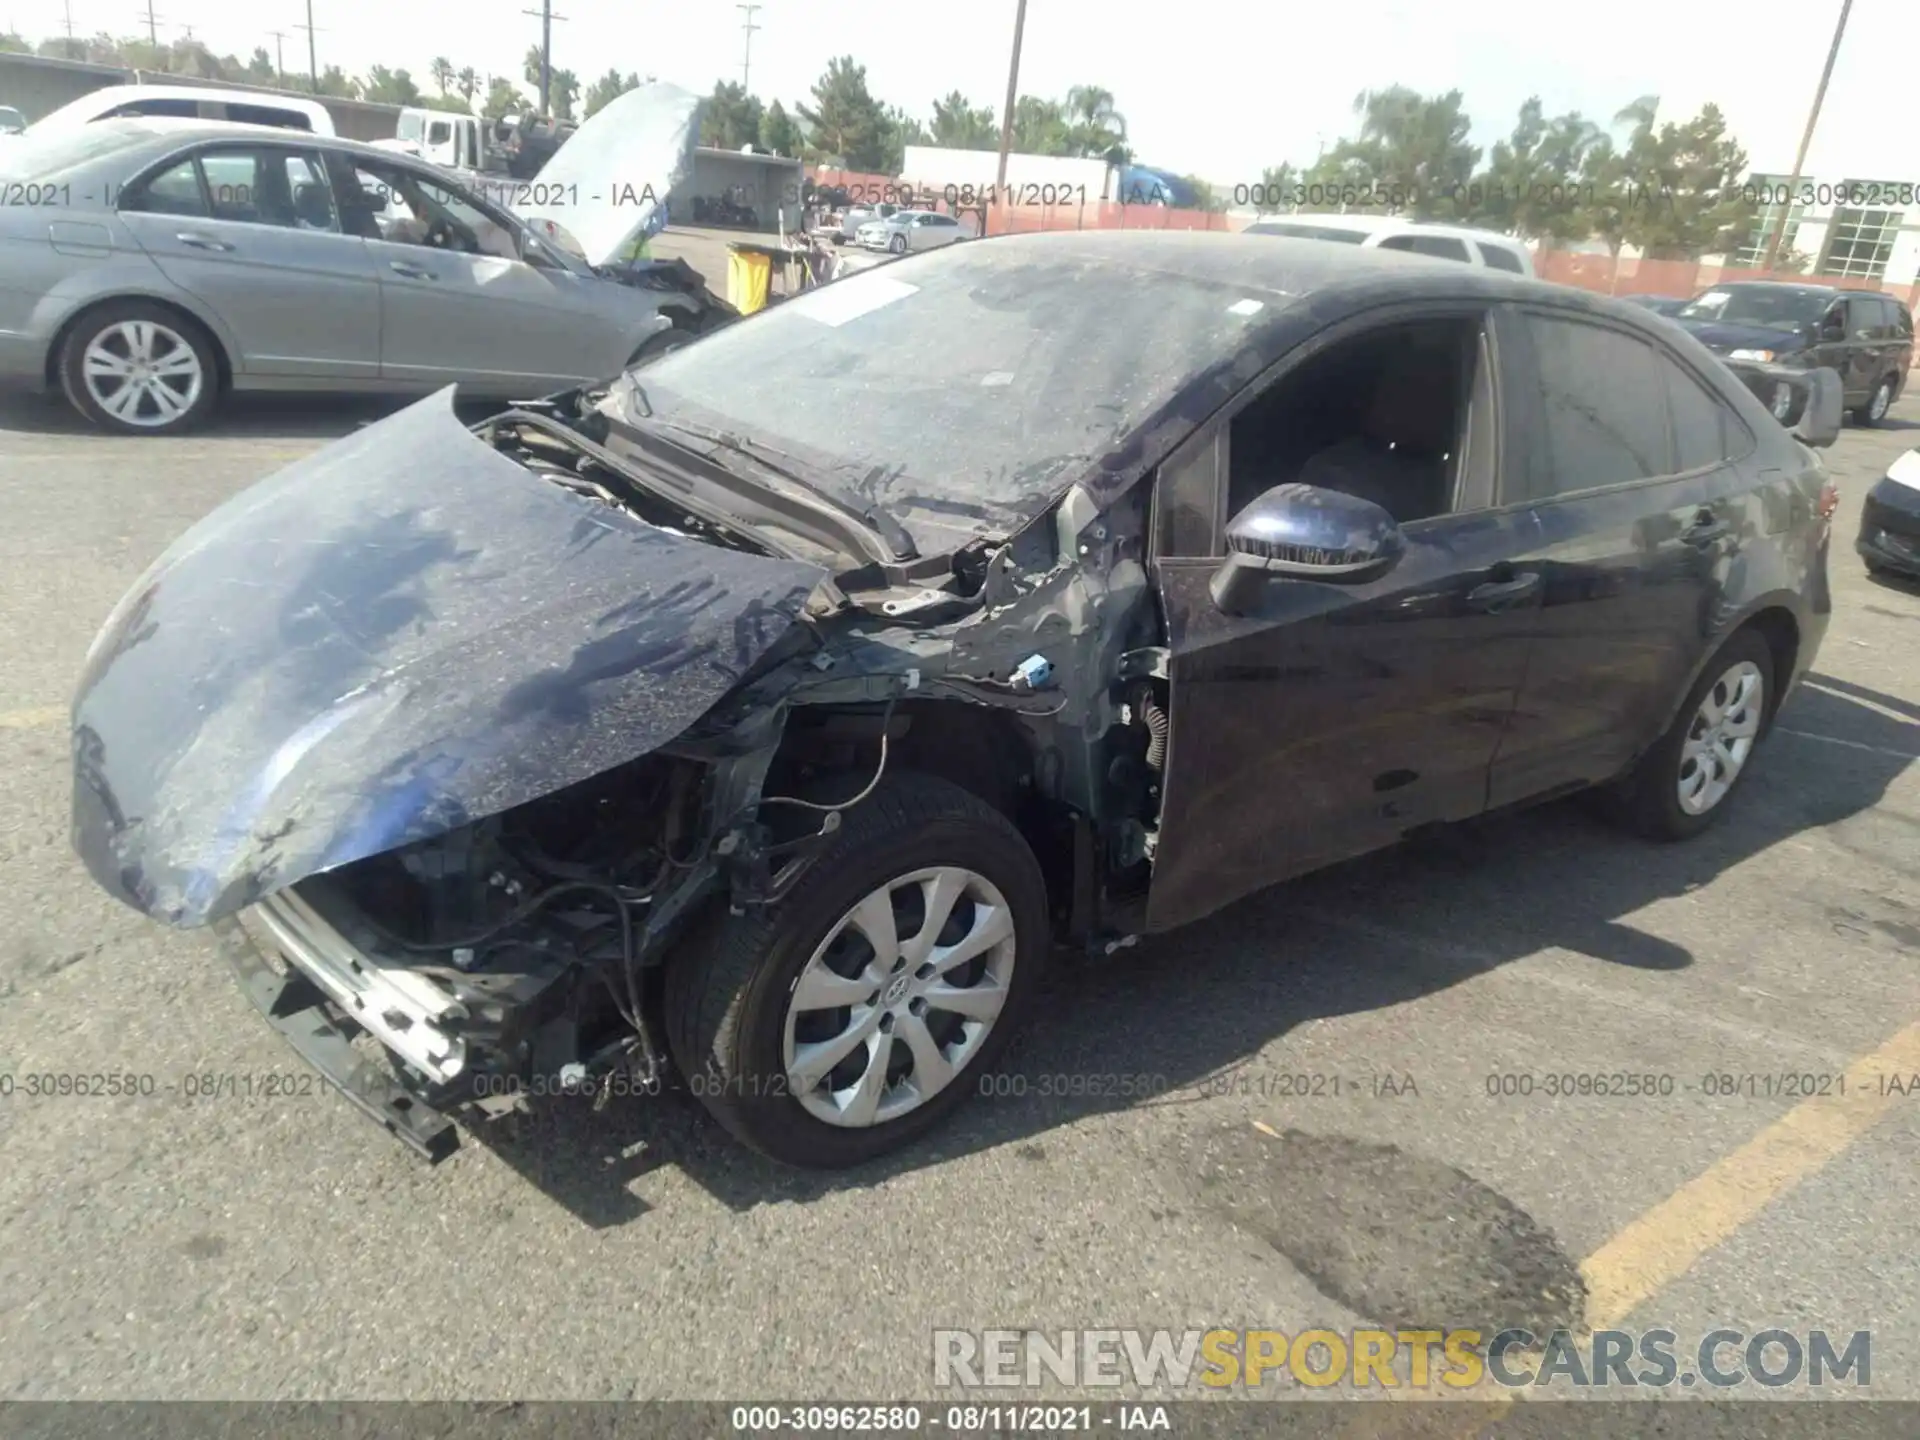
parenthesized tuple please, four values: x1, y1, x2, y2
(1190, 1124, 1587, 1336)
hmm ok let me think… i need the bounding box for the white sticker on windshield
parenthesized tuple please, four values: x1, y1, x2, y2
(1696, 291, 1729, 306)
(796, 274, 920, 328)
(980, 371, 1015, 386)
(1228, 298, 1264, 316)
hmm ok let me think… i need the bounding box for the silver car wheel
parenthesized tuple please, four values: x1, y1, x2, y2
(782, 865, 1017, 1128)
(1677, 659, 1764, 815)
(1869, 380, 1892, 422)
(82, 320, 204, 429)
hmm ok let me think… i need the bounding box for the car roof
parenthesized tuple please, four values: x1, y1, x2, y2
(1704, 280, 1840, 296)
(73, 117, 437, 166)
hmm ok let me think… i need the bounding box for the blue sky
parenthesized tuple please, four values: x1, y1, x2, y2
(59, 0, 1910, 186)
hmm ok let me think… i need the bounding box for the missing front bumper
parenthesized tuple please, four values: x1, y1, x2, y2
(212, 918, 461, 1161)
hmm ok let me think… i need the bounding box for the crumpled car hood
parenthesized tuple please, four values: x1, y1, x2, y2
(71, 388, 824, 927)
(514, 82, 702, 268)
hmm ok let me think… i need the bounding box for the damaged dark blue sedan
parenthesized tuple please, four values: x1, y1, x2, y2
(72, 232, 1843, 1167)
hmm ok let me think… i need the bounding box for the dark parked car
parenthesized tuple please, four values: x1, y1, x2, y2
(70, 233, 1841, 1168)
(1674, 281, 1912, 425)
(1859, 448, 1920, 580)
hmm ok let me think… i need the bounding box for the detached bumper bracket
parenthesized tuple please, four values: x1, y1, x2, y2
(212, 920, 461, 1163)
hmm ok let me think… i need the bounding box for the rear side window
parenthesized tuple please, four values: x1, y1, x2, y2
(1378, 233, 1472, 263)
(105, 97, 200, 119)
(1477, 242, 1526, 273)
(1519, 313, 1674, 496)
(1662, 355, 1746, 471)
(121, 158, 207, 217)
(1894, 302, 1915, 339)
(227, 103, 313, 132)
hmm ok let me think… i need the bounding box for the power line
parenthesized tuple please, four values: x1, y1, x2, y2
(520, 0, 568, 116)
(737, 3, 761, 92)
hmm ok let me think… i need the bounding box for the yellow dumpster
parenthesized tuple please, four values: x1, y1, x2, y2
(727, 246, 773, 315)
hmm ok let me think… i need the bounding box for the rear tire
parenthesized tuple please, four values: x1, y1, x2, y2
(664, 772, 1049, 1168)
(1602, 629, 1775, 841)
(59, 300, 219, 435)
(1854, 375, 1895, 426)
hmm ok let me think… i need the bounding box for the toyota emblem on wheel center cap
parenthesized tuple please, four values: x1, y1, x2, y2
(883, 974, 911, 1006)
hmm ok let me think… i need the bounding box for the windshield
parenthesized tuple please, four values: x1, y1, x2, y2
(0, 121, 155, 179)
(620, 243, 1274, 539)
(1678, 285, 1828, 330)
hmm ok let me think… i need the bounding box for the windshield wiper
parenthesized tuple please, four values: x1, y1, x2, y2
(635, 414, 918, 563)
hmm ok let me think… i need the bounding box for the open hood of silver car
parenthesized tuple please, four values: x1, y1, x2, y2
(514, 82, 702, 268)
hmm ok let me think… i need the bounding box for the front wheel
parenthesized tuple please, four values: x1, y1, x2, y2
(664, 773, 1049, 1168)
(1854, 376, 1895, 426)
(1603, 629, 1775, 840)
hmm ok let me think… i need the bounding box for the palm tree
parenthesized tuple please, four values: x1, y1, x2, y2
(430, 55, 455, 98)
(1064, 84, 1126, 158)
(455, 66, 479, 107)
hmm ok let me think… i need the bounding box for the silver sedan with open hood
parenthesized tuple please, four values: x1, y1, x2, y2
(0, 84, 725, 433)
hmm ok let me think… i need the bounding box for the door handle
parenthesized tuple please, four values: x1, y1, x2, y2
(1681, 513, 1731, 547)
(1466, 572, 1540, 612)
(388, 261, 437, 279)
(176, 232, 234, 251)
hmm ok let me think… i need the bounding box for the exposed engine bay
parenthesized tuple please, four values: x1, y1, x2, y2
(232, 392, 1175, 1129)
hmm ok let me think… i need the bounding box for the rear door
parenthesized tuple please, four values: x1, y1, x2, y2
(330, 154, 630, 392)
(1486, 307, 1758, 805)
(117, 142, 381, 380)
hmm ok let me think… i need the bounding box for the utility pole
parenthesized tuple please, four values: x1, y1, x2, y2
(293, 0, 320, 89)
(520, 0, 567, 116)
(737, 4, 761, 92)
(1762, 0, 1852, 273)
(140, 0, 163, 44)
(268, 28, 286, 79)
(994, 0, 1028, 195)
(63, 0, 75, 39)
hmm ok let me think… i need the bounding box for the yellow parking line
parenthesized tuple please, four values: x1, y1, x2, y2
(0, 705, 65, 730)
(1579, 1018, 1920, 1330)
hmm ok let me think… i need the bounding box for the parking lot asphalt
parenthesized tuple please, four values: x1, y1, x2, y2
(0, 383, 1917, 1407)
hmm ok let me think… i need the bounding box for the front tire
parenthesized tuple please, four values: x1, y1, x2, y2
(1854, 376, 1895, 426)
(888, 233, 907, 255)
(664, 772, 1049, 1168)
(1604, 629, 1775, 840)
(59, 300, 218, 435)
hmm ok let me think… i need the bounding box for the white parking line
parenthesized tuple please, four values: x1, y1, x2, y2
(1774, 726, 1920, 761)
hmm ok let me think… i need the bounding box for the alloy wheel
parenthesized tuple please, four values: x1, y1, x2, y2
(782, 865, 1016, 1128)
(1677, 659, 1764, 815)
(1869, 381, 1892, 422)
(81, 320, 204, 429)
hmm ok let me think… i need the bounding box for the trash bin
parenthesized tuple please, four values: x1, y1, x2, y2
(727, 246, 772, 316)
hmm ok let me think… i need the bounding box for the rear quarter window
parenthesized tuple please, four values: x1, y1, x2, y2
(1477, 242, 1527, 273)
(226, 103, 314, 131)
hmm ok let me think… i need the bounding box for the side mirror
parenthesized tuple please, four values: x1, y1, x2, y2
(1210, 483, 1404, 616)
(1793, 367, 1843, 448)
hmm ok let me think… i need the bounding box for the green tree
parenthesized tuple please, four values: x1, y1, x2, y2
(702, 80, 763, 149)
(760, 98, 802, 157)
(244, 45, 276, 83)
(0, 30, 30, 54)
(796, 56, 892, 170)
(1064, 84, 1126, 159)
(1623, 102, 1755, 259)
(36, 36, 88, 60)
(1254, 162, 1298, 213)
(1183, 176, 1227, 213)
(881, 102, 926, 169)
(520, 47, 578, 117)
(1470, 97, 1606, 241)
(584, 68, 642, 119)
(929, 90, 997, 150)
(455, 66, 479, 107)
(1579, 96, 1660, 261)
(429, 55, 454, 98)
(1322, 86, 1481, 218)
(1011, 95, 1073, 155)
(482, 76, 527, 119)
(362, 65, 422, 106)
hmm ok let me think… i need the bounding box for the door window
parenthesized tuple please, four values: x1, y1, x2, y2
(226, 103, 314, 131)
(1516, 314, 1673, 496)
(1221, 315, 1488, 535)
(121, 157, 207, 217)
(104, 97, 200, 119)
(190, 145, 333, 229)
(1662, 354, 1748, 471)
(340, 158, 522, 259)
(1378, 232, 1473, 263)
(1476, 241, 1527, 273)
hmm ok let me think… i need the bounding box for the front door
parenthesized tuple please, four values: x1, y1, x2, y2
(329, 155, 626, 392)
(1145, 309, 1537, 934)
(117, 143, 381, 380)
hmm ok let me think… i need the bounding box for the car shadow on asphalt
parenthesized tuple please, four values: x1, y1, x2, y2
(0, 391, 501, 440)
(476, 673, 1918, 1228)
